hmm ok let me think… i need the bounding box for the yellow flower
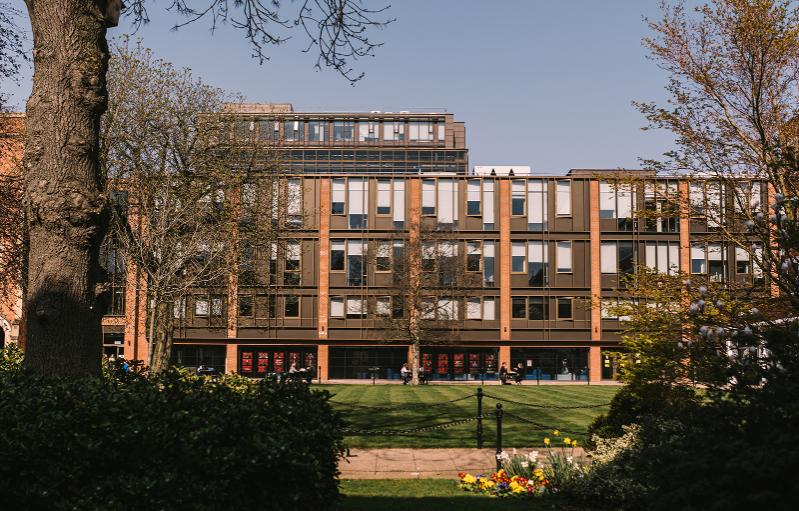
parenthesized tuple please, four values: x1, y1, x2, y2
(544, 437, 550, 446)
(463, 474, 476, 484)
(571, 439, 578, 447)
(510, 481, 524, 493)
(564, 437, 572, 445)
(484, 480, 495, 489)
(553, 429, 560, 436)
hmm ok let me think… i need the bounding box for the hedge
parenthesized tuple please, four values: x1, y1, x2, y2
(0, 354, 344, 510)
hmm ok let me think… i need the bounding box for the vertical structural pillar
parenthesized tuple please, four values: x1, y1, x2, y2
(498, 179, 512, 369)
(318, 178, 331, 340)
(124, 208, 149, 362)
(408, 178, 422, 363)
(227, 187, 240, 340)
(679, 181, 691, 275)
(317, 343, 329, 381)
(225, 343, 237, 374)
(588, 181, 602, 382)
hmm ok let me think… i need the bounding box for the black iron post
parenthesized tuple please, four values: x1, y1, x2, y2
(476, 388, 484, 449)
(495, 403, 503, 471)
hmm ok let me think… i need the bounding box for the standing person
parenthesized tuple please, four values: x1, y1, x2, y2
(499, 362, 509, 385)
(514, 363, 524, 385)
(289, 363, 298, 374)
(400, 363, 411, 384)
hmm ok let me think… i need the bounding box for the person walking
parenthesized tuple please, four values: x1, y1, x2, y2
(514, 362, 524, 385)
(499, 362, 509, 385)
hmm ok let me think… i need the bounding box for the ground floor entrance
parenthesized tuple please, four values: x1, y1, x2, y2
(510, 348, 589, 381)
(329, 346, 407, 380)
(238, 346, 318, 378)
(173, 345, 227, 373)
(421, 348, 499, 381)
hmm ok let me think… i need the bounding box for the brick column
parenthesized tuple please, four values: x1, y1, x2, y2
(318, 343, 329, 381)
(123, 208, 149, 362)
(318, 178, 330, 340)
(499, 180, 511, 342)
(498, 179, 511, 372)
(589, 181, 602, 382)
(408, 178, 421, 358)
(225, 343, 237, 374)
(227, 188, 240, 340)
(679, 181, 691, 275)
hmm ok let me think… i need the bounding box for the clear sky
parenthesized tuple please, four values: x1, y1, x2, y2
(3, 0, 677, 173)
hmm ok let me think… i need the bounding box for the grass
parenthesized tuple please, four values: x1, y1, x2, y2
(337, 479, 573, 511)
(317, 384, 618, 448)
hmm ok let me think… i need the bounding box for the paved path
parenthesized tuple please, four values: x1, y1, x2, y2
(339, 448, 586, 479)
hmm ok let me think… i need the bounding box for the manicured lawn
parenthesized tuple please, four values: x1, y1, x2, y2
(317, 384, 618, 448)
(337, 479, 573, 511)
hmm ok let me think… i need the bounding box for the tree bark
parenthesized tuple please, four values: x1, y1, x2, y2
(149, 299, 174, 374)
(410, 339, 420, 386)
(22, 0, 110, 376)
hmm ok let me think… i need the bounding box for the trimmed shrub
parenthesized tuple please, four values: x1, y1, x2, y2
(0, 363, 344, 510)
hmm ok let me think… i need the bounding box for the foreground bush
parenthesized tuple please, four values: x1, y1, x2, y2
(0, 360, 344, 510)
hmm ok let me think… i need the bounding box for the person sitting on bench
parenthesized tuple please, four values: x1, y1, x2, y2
(400, 363, 411, 384)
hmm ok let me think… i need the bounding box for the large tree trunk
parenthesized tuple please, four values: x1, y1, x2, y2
(22, 0, 110, 376)
(149, 300, 174, 374)
(410, 340, 420, 386)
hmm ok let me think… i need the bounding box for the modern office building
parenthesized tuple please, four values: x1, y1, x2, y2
(2, 107, 768, 381)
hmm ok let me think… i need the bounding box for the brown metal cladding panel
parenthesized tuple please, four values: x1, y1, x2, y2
(183, 328, 228, 339)
(462, 216, 483, 231)
(330, 215, 349, 230)
(373, 216, 394, 230)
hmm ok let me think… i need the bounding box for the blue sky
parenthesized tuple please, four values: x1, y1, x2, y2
(3, 0, 677, 172)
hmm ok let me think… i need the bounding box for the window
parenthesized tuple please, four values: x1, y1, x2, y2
(527, 241, 548, 286)
(706, 181, 723, 228)
(375, 241, 391, 271)
(286, 179, 303, 227)
(512, 297, 526, 319)
(437, 298, 459, 320)
(358, 121, 379, 142)
(644, 181, 679, 232)
(309, 120, 326, 142)
(736, 246, 750, 274)
(619, 241, 635, 275)
(601, 242, 620, 274)
(331, 178, 346, 215)
(269, 243, 278, 281)
(511, 180, 526, 215)
(483, 241, 495, 285)
(331, 240, 345, 271)
(195, 297, 209, 317)
(511, 242, 526, 273)
(393, 179, 405, 228)
(348, 178, 369, 228)
(376, 179, 391, 214)
(376, 296, 391, 317)
(483, 180, 495, 229)
(257, 119, 279, 142)
(556, 241, 572, 273)
(557, 298, 573, 319)
(556, 180, 571, 216)
(422, 179, 436, 215)
(284, 296, 300, 317)
(421, 242, 436, 272)
(752, 244, 764, 284)
(284, 241, 301, 285)
(239, 295, 253, 317)
(467, 179, 481, 215)
(235, 120, 254, 142)
(409, 120, 433, 142)
(600, 181, 635, 229)
(644, 241, 679, 275)
(467, 241, 482, 272)
(466, 297, 482, 319)
(708, 243, 725, 282)
(483, 297, 496, 320)
(527, 180, 547, 231)
(437, 122, 445, 143)
(333, 120, 354, 141)
(383, 120, 405, 141)
(330, 296, 344, 318)
(211, 297, 223, 317)
(173, 297, 186, 319)
(284, 119, 304, 142)
(392, 241, 405, 281)
(437, 178, 458, 226)
(346, 298, 366, 318)
(528, 296, 548, 320)
(691, 244, 707, 274)
(347, 240, 366, 286)
(392, 295, 404, 318)
(689, 182, 704, 214)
